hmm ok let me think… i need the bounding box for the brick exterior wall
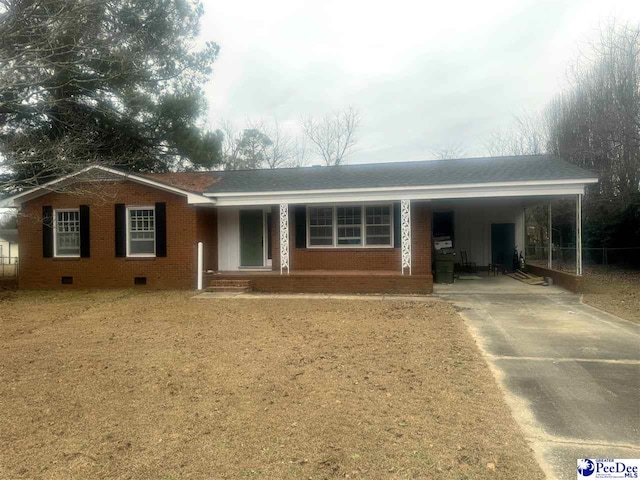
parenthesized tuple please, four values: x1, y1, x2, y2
(18, 180, 213, 289)
(525, 264, 584, 293)
(196, 208, 218, 272)
(18, 180, 432, 293)
(411, 202, 432, 275)
(248, 274, 432, 294)
(270, 202, 432, 275)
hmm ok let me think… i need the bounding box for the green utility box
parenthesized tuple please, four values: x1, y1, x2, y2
(434, 253, 455, 284)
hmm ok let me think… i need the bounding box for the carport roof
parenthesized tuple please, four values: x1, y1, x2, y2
(204, 154, 597, 194)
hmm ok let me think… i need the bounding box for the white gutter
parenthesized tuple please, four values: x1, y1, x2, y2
(203, 177, 599, 198)
(201, 180, 597, 207)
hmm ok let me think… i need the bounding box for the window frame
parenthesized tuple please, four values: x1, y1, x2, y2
(126, 206, 157, 258)
(364, 204, 394, 246)
(306, 204, 394, 249)
(307, 205, 335, 248)
(53, 208, 81, 258)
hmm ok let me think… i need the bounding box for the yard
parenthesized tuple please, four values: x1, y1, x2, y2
(0, 291, 543, 479)
(581, 269, 640, 323)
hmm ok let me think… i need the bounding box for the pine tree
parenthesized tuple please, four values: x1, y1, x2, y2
(0, 0, 221, 192)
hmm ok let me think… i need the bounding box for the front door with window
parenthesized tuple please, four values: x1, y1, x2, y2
(240, 209, 264, 267)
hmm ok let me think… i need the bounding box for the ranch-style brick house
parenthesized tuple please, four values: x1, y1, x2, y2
(2, 155, 597, 293)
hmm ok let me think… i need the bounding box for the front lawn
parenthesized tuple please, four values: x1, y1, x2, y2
(0, 291, 543, 479)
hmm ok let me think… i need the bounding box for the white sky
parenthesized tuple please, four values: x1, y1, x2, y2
(199, 0, 640, 163)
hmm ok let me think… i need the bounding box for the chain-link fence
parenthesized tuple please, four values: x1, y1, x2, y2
(0, 257, 19, 277)
(525, 246, 640, 273)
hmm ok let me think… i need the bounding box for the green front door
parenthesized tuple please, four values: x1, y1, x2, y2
(240, 210, 264, 267)
(491, 223, 515, 269)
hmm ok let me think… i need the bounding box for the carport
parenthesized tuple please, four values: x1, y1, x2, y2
(431, 194, 586, 281)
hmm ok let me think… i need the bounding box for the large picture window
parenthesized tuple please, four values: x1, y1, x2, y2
(127, 207, 156, 256)
(307, 205, 393, 247)
(54, 209, 80, 257)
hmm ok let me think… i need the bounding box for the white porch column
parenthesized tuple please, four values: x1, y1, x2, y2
(576, 194, 583, 276)
(401, 199, 411, 275)
(548, 201, 553, 269)
(197, 241, 203, 290)
(279, 203, 290, 275)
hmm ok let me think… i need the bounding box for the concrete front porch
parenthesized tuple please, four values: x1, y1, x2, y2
(206, 270, 432, 294)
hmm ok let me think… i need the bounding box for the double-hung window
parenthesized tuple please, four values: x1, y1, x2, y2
(307, 205, 393, 247)
(308, 206, 334, 246)
(337, 206, 362, 245)
(127, 207, 156, 256)
(365, 205, 392, 245)
(54, 209, 80, 257)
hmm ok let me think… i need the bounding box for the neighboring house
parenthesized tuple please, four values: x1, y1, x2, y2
(0, 155, 597, 292)
(0, 229, 19, 277)
(0, 229, 19, 261)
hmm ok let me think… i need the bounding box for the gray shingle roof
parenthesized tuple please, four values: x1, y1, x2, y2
(204, 155, 597, 194)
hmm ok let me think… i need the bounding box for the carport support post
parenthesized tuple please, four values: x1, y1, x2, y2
(548, 202, 552, 269)
(576, 194, 583, 276)
(279, 203, 290, 275)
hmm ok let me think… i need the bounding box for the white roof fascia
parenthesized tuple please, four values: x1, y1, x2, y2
(209, 182, 592, 207)
(202, 177, 599, 198)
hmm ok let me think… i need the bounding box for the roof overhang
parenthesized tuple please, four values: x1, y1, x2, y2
(0, 165, 217, 207)
(205, 178, 599, 207)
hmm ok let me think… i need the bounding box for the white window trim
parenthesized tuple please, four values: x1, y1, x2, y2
(126, 206, 156, 258)
(306, 204, 394, 249)
(53, 208, 81, 258)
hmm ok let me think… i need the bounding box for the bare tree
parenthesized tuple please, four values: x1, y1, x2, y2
(259, 119, 294, 169)
(301, 107, 360, 166)
(289, 135, 310, 168)
(217, 120, 244, 170)
(431, 142, 465, 160)
(483, 111, 548, 157)
(546, 21, 640, 204)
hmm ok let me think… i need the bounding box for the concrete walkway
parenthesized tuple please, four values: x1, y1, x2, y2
(438, 283, 640, 480)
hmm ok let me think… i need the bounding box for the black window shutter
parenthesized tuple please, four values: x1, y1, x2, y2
(393, 202, 401, 248)
(42, 206, 53, 258)
(79, 205, 90, 258)
(115, 204, 126, 257)
(155, 202, 167, 257)
(294, 206, 306, 249)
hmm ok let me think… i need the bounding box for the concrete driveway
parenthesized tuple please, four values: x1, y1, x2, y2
(437, 277, 640, 480)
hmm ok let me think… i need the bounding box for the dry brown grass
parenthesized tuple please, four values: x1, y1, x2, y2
(0, 291, 543, 479)
(581, 270, 640, 323)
